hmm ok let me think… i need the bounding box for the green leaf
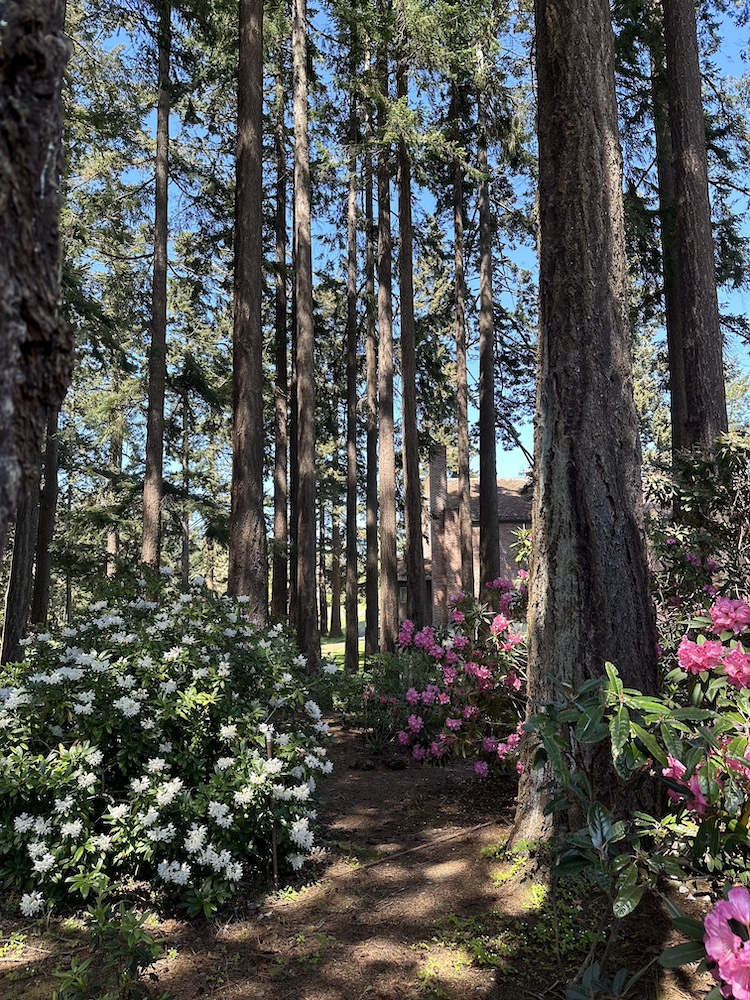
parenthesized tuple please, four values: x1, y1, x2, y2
(610, 706, 630, 758)
(671, 916, 707, 941)
(553, 851, 594, 876)
(630, 721, 668, 767)
(613, 882, 644, 918)
(587, 801, 612, 850)
(605, 662, 623, 699)
(658, 940, 706, 967)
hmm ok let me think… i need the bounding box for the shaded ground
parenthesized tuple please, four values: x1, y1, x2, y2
(0, 721, 717, 999)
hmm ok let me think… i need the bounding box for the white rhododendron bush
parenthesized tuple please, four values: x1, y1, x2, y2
(0, 583, 334, 917)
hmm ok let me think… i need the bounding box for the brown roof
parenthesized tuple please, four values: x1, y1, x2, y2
(445, 477, 532, 523)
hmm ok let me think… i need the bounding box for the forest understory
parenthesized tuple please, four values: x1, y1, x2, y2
(0, 719, 715, 1000)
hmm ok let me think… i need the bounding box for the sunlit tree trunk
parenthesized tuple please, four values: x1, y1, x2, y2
(364, 143, 379, 658)
(476, 65, 500, 592)
(514, 0, 658, 842)
(397, 57, 428, 627)
(1, 486, 40, 663)
(141, 0, 171, 570)
(377, 28, 398, 654)
(293, 0, 320, 667)
(272, 46, 289, 621)
(451, 82, 475, 598)
(228, 0, 268, 618)
(345, 62, 360, 670)
(662, 0, 727, 446)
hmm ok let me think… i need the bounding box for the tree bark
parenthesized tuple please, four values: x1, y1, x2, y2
(31, 409, 60, 625)
(514, 0, 658, 842)
(106, 403, 122, 579)
(345, 62, 360, 671)
(451, 82, 475, 599)
(477, 70, 501, 593)
(181, 391, 190, 590)
(0, 1, 73, 559)
(272, 47, 289, 621)
(330, 507, 343, 637)
(293, 0, 320, 667)
(661, 0, 727, 446)
(141, 0, 171, 571)
(2, 486, 40, 664)
(648, 14, 689, 458)
(364, 143, 380, 658)
(318, 497, 328, 636)
(377, 30, 398, 654)
(228, 0, 268, 619)
(397, 59, 428, 628)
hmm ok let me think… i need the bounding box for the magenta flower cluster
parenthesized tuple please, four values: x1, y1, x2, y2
(390, 589, 527, 777)
(676, 598, 750, 688)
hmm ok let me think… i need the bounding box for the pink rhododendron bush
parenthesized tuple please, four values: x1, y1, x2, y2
(0, 583, 336, 918)
(367, 582, 527, 776)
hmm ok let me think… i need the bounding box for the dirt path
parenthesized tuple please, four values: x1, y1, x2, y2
(0, 721, 715, 1000)
(154, 723, 520, 1000)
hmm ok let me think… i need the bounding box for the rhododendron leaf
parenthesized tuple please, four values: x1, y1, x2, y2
(630, 722, 668, 766)
(659, 723, 684, 760)
(613, 882, 643, 917)
(622, 695, 667, 715)
(575, 707, 605, 743)
(610, 706, 630, 756)
(587, 802, 612, 850)
(552, 850, 591, 876)
(658, 940, 706, 967)
(670, 916, 707, 941)
(605, 662, 623, 698)
(669, 708, 714, 721)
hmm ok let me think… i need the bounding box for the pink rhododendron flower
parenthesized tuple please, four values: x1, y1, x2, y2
(405, 687, 420, 705)
(397, 731, 410, 745)
(723, 646, 750, 689)
(507, 732, 521, 750)
(516, 761, 525, 774)
(518, 569, 529, 579)
(407, 714, 424, 733)
(474, 761, 489, 778)
(421, 685, 440, 706)
(490, 614, 509, 635)
(706, 557, 719, 572)
(662, 755, 711, 815)
(496, 743, 508, 759)
(450, 609, 466, 625)
(452, 635, 469, 651)
(398, 620, 415, 648)
(686, 552, 702, 567)
(677, 636, 725, 674)
(445, 717, 462, 731)
(442, 666, 457, 684)
(710, 597, 750, 635)
(704, 585, 719, 598)
(503, 671, 522, 691)
(482, 737, 498, 753)
(704, 888, 750, 1000)
(412, 745, 428, 761)
(462, 705, 479, 721)
(444, 650, 459, 665)
(430, 741, 445, 758)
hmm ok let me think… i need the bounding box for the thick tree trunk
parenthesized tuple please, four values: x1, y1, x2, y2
(272, 48, 289, 621)
(514, 0, 658, 842)
(293, 0, 320, 667)
(2, 486, 40, 664)
(451, 83, 475, 599)
(364, 147, 380, 658)
(377, 39, 398, 655)
(397, 61, 428, 628)
(141, 0, 171, 570)
(649, 17, 689, 457)
(661, 0, 727, 446)
(31, 409, 60, 625)
(228, 0, 268, 619)
(345, 67, 360, 671)
(0, 2, 73, 559)
(477, 76, 501, 592)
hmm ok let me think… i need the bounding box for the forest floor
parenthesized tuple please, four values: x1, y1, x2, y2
(0, 719, 716, 1000)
